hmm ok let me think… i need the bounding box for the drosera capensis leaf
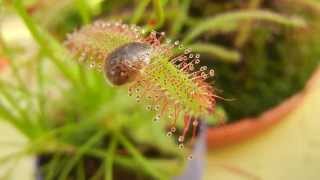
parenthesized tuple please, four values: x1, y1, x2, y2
(65, 20, 145, 71)
(183, 10, 306, 44)
(65, 20, 217, 154)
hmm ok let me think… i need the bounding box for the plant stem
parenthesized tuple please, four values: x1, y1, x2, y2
(58, 130, 106, 180)
(152, 0, 165, 29)
(44, 154, 62, 180)
(105, 138, 117, 180)
(75, 0, 92, 24)
(169, 0, 190, 37)
(0, 35, 29, 94)
(0, 96, 27, 136)
(187, 43, 241, 63)
(12, 0, 78, 85)
(235, 0, 262, 48)
(131, 0, 151, 24)
(116, 133, 167, 180)
(183, 10, 306, 44)
(77, 159, 86, 180)
(0, 83, 35, 136)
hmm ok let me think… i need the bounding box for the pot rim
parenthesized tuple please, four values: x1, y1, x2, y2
(206, 66, 320, 149)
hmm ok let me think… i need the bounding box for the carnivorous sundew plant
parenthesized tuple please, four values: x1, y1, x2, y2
(65, 20, 217, 157)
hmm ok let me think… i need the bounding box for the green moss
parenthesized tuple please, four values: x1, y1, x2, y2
(186, 1, 320, 121)
(212, 26, 319, 121)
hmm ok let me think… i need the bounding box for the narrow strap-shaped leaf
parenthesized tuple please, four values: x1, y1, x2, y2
(183, 10, 306, 44)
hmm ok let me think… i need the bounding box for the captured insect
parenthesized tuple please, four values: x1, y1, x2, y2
(105, 42, 152, 85)
(65, 20, 217, 157)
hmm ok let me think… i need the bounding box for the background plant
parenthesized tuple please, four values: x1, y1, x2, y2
(1, 1, 187, 179)
(27, 0, 319, 121)
(0, 0, 320, 179)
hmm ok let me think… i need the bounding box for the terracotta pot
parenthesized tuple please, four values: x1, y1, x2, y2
(206, 67, 320, 149)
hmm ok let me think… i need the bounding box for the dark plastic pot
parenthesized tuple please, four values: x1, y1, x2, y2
(175, 125, 206, 180)
(36, 125, 207, 180)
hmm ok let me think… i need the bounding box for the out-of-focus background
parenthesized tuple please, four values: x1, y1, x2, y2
(0, 0, 320, 180)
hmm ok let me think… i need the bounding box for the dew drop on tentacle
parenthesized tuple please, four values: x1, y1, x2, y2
(89, 62, 95, 68)
(135, 95, 141, 102)
(209, 69, 215, 77)
(153, 114, 161, 122)
(146, 105, 152, 111)
(189, 64, 194, 71)
(201, 72, 208, 79)
(129, 24, 135, 30)
(178, 143, 184, 149)
(191, 119, 199, 144)
(178, 115, 192, 144)
(135, 87, 140, 93)
(193, 119, 199, 127)
(97, 63, 103, 72)
(184, 48, 192, 55)
(165, 38, 172, 44)
(154, 105, 160, 111)
(121, 24, 127, 29)
(155, 31, 166, 42)
(178, 135, 185, 143)
(200, 66, 207, 71)
(188, 154, 193, 160)
(115, 21, 121, 26)
(167, 131, 173, 137)
(79, 52, 86, 62)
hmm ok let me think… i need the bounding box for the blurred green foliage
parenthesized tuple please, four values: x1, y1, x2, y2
(85, 0, 319, 121)
(86, 0, 319, 120)
(0, 0, 320, 179)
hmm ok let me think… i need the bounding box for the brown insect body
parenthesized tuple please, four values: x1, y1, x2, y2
(105, 42, 153, 85)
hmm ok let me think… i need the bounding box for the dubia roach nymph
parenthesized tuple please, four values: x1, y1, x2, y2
(65, 20, 216, 158)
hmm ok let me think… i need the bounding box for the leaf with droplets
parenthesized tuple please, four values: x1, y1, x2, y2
(65, 20, 217, 149)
